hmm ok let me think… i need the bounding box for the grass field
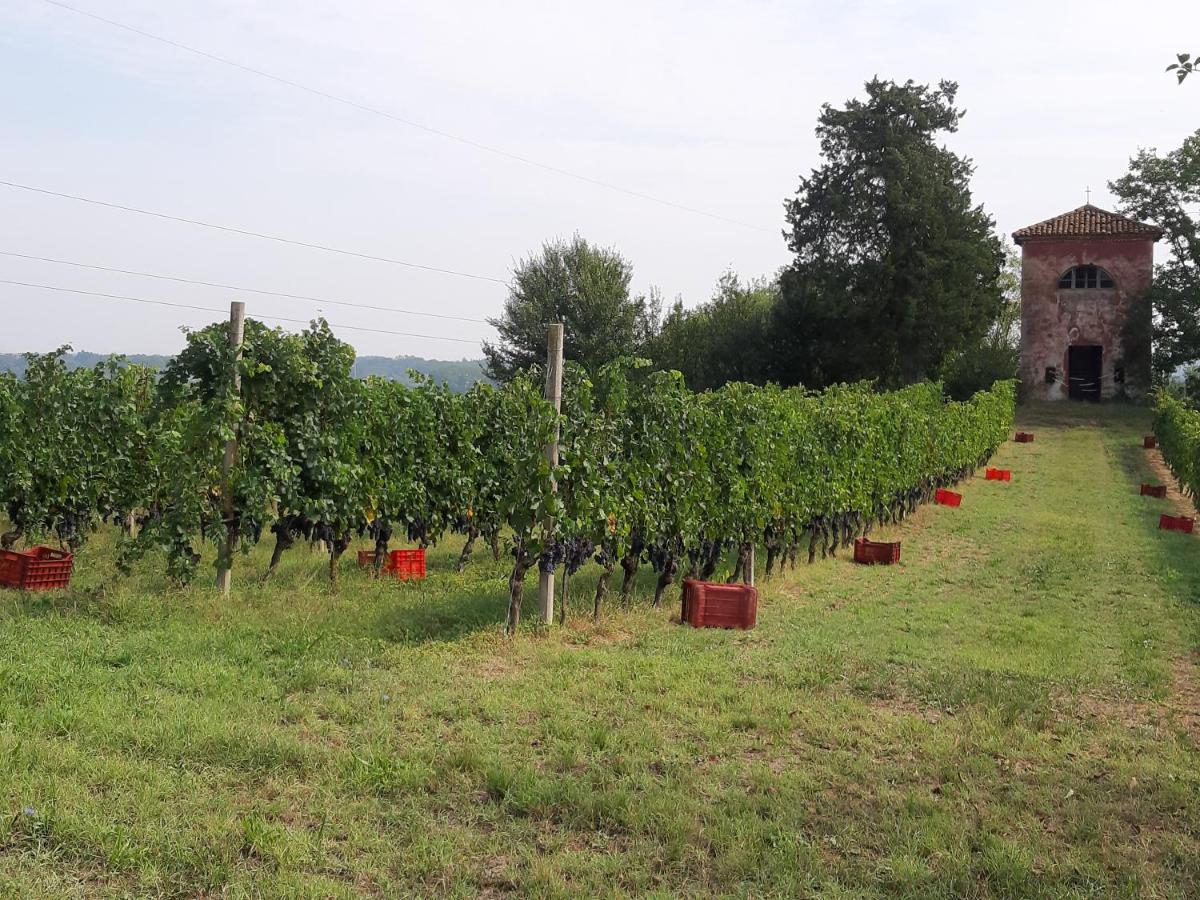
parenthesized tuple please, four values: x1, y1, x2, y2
(1, 403, 1198, 898)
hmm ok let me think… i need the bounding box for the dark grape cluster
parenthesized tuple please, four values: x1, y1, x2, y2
(363, 521, 392, 544)
(562, 537, 594, 577)
(309, 521, 335, 549)
(537, 540, 565, 574)
(406, 518, 428, 544)
(628, 533, 645, 560)
(53, 502, 91, 547)
(686, 537, 721, 569)
(646, 537, 685, 574)
(536, 537, 596, 576)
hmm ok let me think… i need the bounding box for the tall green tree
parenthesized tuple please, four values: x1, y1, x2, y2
(1110, 129, 1200, 380)
(771, 78, 1005, 389)
(938, 242, 1021, 399)
(650, 272, 777, 391)
(483, 235, 659, 382)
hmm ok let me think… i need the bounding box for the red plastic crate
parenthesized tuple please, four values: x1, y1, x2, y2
(1015, 432, 1034, 443)
(0, 546, 73, 591)
(934, 488, 962, 507)
(1144, 435, 1157, 450)
(1140, 484, 1167, 498)
(853, 538, 901, 565)
(357, 549, 386, 569)
(357, 548, 426, 579)
(388, 548, 426, 581)
(680, 579, 756, 629)
(985, 468, 1012, 482)
(1159, 514, 1194, 534)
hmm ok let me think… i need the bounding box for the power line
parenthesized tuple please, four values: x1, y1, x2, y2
(0, 250, 492, 324)
(0, 279, 485, 345)
(0, 180, 509, 286)
(37, 0, 771, 234)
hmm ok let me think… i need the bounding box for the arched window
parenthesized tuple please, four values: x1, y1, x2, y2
(1058, 265, 1115, 290)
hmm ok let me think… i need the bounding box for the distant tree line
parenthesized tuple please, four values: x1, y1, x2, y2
(0, 351, 490, 393)
(485, 78, 1019, 400)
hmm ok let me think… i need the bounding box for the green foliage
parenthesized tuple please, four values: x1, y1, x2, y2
(553, 364, 1015, 604)
(482, 234, 660, 382)
(0, 314, 1015, 627)
(650, 272, 777, 391)
(1167, 52, 1196, 83)
(1153, 390, 1200, 501)
(348, 355, 489, 391)
(0, 349, 156, 550)
(773, 78, 1005, 389)
(938, 242, 1021, 400)
(0, 351, 490, 392)
(360, 377, 443, 547)
(1111, 129, 1200, 382)
(136, 321, 309, 582)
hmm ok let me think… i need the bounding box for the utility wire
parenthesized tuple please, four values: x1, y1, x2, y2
(0, 250, 492, 324)
(38, 0, 771, 234)
(0, 279, 484, 345)
(0, 180, 509, 286)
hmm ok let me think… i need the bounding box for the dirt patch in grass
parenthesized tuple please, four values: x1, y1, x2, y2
(455, 654, 521, 681)
(1071, 692, 1162, 735)
(294, 724, 346, 750)
(866, 693, 945, 724)
(1167, 653, 1200, 744)
(476, 855, 519, 897)
(1067, 657, 1200, 744)
(561, 620, 638, 648)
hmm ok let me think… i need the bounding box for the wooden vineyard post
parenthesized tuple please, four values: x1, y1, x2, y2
(216, 300, 245, 595)
(538, 323, 564, 624)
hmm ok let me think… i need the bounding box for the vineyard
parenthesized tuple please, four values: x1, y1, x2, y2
(0, 321, 1012, 628)
(0, 318, 1014, 628)
(2, 399, 1198, 896)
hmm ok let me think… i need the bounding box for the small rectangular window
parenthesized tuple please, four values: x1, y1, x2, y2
(1045, 367, 1056, 384)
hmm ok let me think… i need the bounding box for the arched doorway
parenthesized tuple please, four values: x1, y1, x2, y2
(1068, 345, 1102, 401)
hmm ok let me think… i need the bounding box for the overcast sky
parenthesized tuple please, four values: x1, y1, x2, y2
(1, 0, 1197, 360)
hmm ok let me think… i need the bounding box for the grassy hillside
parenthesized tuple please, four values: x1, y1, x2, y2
(0, 403, 1197, 897)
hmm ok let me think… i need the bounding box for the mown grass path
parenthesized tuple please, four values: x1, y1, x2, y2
(1, 404, 1198, 898)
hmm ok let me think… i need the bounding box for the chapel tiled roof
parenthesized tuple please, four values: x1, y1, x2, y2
(1012, 204, 1163, 244)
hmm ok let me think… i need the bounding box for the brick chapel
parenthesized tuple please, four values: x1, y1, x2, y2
(1013, 204, 1162, 401)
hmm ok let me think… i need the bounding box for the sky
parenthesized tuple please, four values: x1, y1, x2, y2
(1, 0, 1197, 360)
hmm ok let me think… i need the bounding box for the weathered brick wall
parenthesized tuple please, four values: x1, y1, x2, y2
(1018, 237, 1154, 401)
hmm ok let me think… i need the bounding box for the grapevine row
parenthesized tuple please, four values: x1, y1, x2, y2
(0, 320, 1015, 630)
(1152, 391, 1200, 501)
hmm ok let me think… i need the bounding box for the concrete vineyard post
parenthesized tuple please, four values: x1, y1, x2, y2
(216, 300, 245, 595)
(539, 323, 564, 624)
